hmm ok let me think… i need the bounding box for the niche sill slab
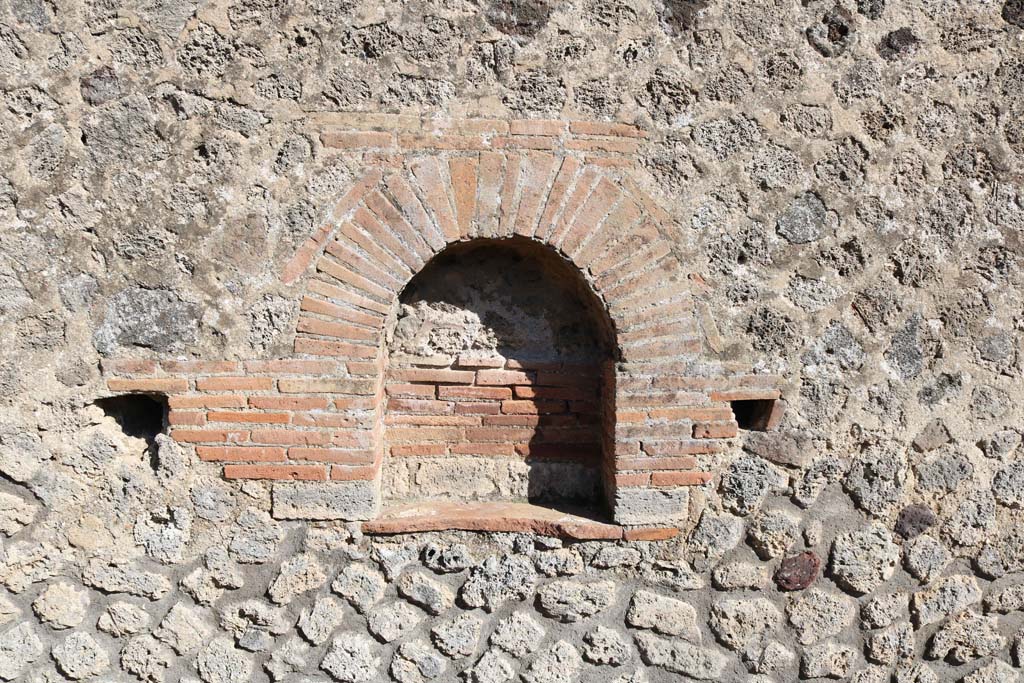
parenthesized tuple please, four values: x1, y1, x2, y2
(363, 501, 627, 540)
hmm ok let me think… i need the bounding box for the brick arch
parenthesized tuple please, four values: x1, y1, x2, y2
(102, 145, 782, 536)
(285, 152, 713, 527)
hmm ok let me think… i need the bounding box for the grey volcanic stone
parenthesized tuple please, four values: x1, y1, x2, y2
(708, 598, 781, 651)
(0, 622, 44, 680)
(788, 588, 857, 645)
(634, 632, 727, 679)
(625, 589, 700, 640)
(536, 580, 615, 623)
(829, 524, 900, 594)
(776, 192, 837, 243)
(332, 563, 386, 613)
(271, 481, 378, 520)
(397, 570, 455, 615)
(911, 575, 982, 626)
(490, 612, 545, 657)
(321, 633, 379, 682)
(459, 554, 537, 613)
(431, 612, 482, 659)
(582, 626, 631, 665)
(93, 287, 200, 354)
(522, 640, 582, 683)
(53, 632, 110, 679)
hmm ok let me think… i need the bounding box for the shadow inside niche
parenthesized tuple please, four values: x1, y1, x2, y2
(387, 238, 618, 519)
(94, 394, 167, 448)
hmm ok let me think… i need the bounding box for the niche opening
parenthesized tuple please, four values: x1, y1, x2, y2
(95, 394, 168, 445)
(730, 399, 778, 431)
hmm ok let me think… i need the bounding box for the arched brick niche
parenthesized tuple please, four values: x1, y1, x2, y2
(102, 123, 783, 538)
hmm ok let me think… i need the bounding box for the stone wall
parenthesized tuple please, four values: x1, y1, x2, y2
(1, 0, 1024, 682)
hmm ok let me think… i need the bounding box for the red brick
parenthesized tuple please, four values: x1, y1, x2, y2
(449, 156, 478, 238)
(196, 446, 286, 462)
(207, 411, 290, 424)
(172, 429, 248, 443)
(535, 156, 583, 240)
(321, 130, 395, 149)
(410, 157, 460, 242)
(642, 441, 723, 456)
(337, 220, 411, 280)
(622, 526, 679, 542)
(383, 172, 447, 251)
(534, 372, 598, 388)
(693, 422, 739, 439)
(574, 197, 643, 265)
(565, 138, 640, 154)
(454, 354, 506, 368)
(556, 177, 622, 253)
(300, 295, 382, 328)
(307, 279, 392, 317)
(351, 206, 422, 271)
(451, 443, 517, 456)
(483, 414, 542, 426)
(501, 400, 566, 415)
(168, 411, 205, 426)
(224, 464, 328, 480)
(569, 120, 648, 138)
(546, 168, 600, 244)
(324, 241, 405, 292)
(615, 472, 651, 487)
(616, 410, 647, 423)
(387, 427, 463, 442)
(197, 377, 272, 392)
(651, 471, 713, 486)
(243, 359, 342, 374)
(102, 359, 158, 374)
(455, 402, 502, 415)
(385, 415, 479, 426)
(294, 338, 378, 359)
(363, 189, 433, 263)
(398, 133, 487, 151)
(292, 413, 363, 428)
(297, 317, 378, 342)
(476, 369, 533, 385)
(465, 427, 534, 442)
(392, 444, 448, 456)
(249, 396, 330, 410)
(439, 385, 512, 400)
(387, 383, 437, 398)
(649, 407, 733, 421)
(491, 135, 557, 150)
(288, 448, 374, 464)
(391, 368, 475, 384)
(475, 151, 504, 237)
(617, 456, 698, 470)
(250, 429, 331, 446)
(513, 386, 591, 401)
(509, 119, 567, 136)
(330, 465, 377, 481)
(160, 360, 240, 374)
(387, 398, 454, 414)
(497, 153, 523, 236)
(318, 255, 394, 302)
(107, 378, 188, 393)
(513, 153, 558, 237)
(347, 361, 383, 376)
(710, 389, 782, 402)
(169, 394, 247, 409)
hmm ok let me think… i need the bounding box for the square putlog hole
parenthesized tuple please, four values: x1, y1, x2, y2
(730, 399, 781, 432)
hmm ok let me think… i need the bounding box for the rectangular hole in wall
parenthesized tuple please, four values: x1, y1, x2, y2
(730, 399, 778, 431)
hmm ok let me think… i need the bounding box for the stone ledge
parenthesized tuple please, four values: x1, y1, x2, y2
(363, 501, 629, 540)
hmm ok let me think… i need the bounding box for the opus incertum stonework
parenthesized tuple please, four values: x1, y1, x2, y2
(1, 1, 1023, 681)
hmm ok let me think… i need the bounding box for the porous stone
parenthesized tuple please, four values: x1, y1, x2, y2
(928, 611, 1005, 664)
(625, 589, 700, 640)
(297, 596, 345, 645)
(633, 632, 727, 679)
(777, 192, 837, 243)
(154, 603, 212, 655)
(536, 579, 616, 623)
(747, 509, 800, 559)
(321, 633, 380, 682)
(800, 641, 856, 679)
(98, 602, 151, 637)
(787, 588, 857, 645)
(0, 622, 44, 680)
(904, 534, 951, 583)
(459, 554, 537, 613)
(911, 575, 982, 626)
(711, 560, 768, 590)
(268, 553, 326, 604)
(196, 637, 253, 683)
(829, 523, 900, 594)
(708, 598, 781, 651)
(366, 601, 425, 643)
(896, 505, 937, 540)
(582, 625, 631, 666)
(431, 612, 482, 659)
(866, 622, 914, 665)
(397, 570, 455, 615)
(52, 632, 110, 680)
(489, 611, 548, 661)
(522, 640, 582, 683)
(332, 563, 386, 613)
(272, 481, 378, 520)
(31, 581, 89, 629)
(390, 640, 447, 683)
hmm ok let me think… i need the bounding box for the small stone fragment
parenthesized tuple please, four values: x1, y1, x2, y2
(32, 581, 90, 629)
(321, 632, 379, 683)
(431, 612, 482, 659)
(366, 601, 424, 643)
(829, 523, 900, 594)
(800, 641, 856, 679)
(397, 570, 455, 615)
(536, 579, 615, 623)
(52, 632, 110, 680)
(774, 551, 821, 591)
(895, 505, 937, 540)
(911, 575, 982, 626)
(332, 563, 386, 613)
(582, 625, 631, 666)
(625, 589, 700, 641)
(787, 588, 857, 645)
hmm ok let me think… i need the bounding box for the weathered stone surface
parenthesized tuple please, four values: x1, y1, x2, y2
(536, 579, 615, 622)
(800, 641, 856, 679)
(522, 640, 582, 683)
(52, 632, 110, 680)
(268, 553, 326, 604)
(459, 554, 537, 613)
(774, 551, 821, 591)
(928, 611, 1005, 664)
(634, 632, 727, 679)
(154, 603, 212, 654)
(0, 622, 44, 680)
(708, 598, 781, 651)
(896, 504, 937, 540)
(911, 575, 982, 626)
(625, 589, 700, 640)
(272, 482, 379, 520)
(431, 612, 482, 659)
(398, 570, 455, 615)
(788, 588, 857, 645)
(297, 596, 345, 645)
(366, 601, 425, 643)
(332, 563, 386, 613)
(582, 625, 631, 665)
(490, 612, 546, 657)
(321, 633, 380, 682)
(31, 581, 89, 629)
(829, 523, 900, 594)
